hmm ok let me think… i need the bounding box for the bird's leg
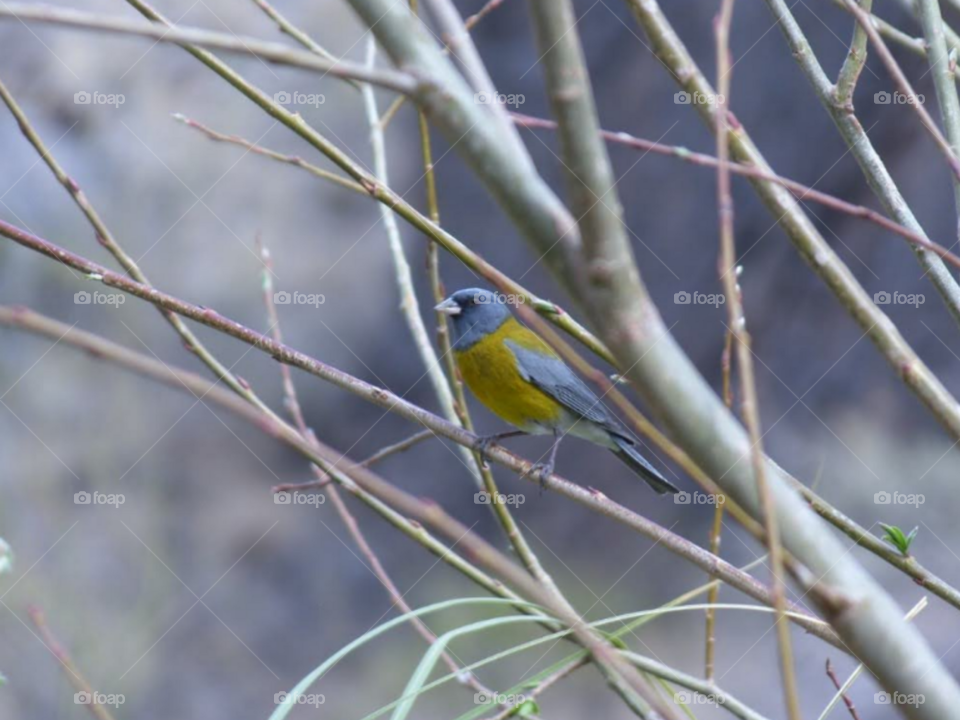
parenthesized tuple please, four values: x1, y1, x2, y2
(531, 431, 563, 491)
(476, 430, 527, 468)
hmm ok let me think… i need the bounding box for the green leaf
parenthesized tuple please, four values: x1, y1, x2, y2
(509, 699, 540, 717)
(880, 523, 918, 556)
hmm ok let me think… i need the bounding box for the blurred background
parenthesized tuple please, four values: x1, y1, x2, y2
(1, 0, 960, 717)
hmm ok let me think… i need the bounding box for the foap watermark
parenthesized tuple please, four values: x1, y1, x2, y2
(474, 91, 525, 107)
(674, 690, 725, 707)
(873, 291, 924, 307)
(874, 491, 924, 507)
(74, 91, 125, 107)
(875, 691, 925, 707)
(273, 91, 325, 107)
(275, 691, 325, 707)
(75, 291, 125, 306)
(874, 91, 924, 105)
(274, 491, 325, 507)
(675, 491, 725, 506)
(473, 291, 525, 306)
(74, 491, 125, 508)
(674, 90, 725, 106)
(273, 291, 325, 307)
(75, 691, 125, 708)
(475, 692, 527, 706)
(674, 291, 725, 307)
(475, 490, 525, 507)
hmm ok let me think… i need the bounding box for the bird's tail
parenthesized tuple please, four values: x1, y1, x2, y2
(610, 435, 679, 495)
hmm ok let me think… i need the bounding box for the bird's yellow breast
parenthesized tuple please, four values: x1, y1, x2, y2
(454, 317, 563, 429)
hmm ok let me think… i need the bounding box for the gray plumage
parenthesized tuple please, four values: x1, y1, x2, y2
(445, 289, 511, 350)
(507, 341, 679, 494)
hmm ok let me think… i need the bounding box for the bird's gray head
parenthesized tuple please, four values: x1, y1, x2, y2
(435, 288, 512, 350)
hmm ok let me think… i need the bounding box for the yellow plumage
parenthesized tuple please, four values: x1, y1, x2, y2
(454, 317, 564, 429)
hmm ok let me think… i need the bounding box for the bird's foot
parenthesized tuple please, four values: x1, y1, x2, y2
(475, 431, 525, 470)
(475, 435, 498, 470)
(523, 460, 554, 492)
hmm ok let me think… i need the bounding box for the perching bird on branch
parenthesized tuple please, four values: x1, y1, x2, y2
(435, 288, 678, 494)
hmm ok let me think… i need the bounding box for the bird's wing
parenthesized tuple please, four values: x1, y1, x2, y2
(505, 340, 621, 432)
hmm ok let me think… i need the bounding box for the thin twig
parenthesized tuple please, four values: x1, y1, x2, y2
(704, 499, 724, 681)
(360, 429, 438, 468)
(173, 115, 364, 194)
(271, 429, 434, 493)
(0, 2, 417, 93)
(257, 240, 311, 436)
(825, 660, 863, 720)
(714, 8, 800, 720)
(707, 290, 737, 681)
(28, 606, 116, 720)
(251, 0, 347, 66)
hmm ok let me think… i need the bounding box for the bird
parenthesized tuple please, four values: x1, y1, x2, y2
(435, 288, 679, 494)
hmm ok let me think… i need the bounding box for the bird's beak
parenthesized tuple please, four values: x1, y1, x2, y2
(434, 298, 461, 316)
